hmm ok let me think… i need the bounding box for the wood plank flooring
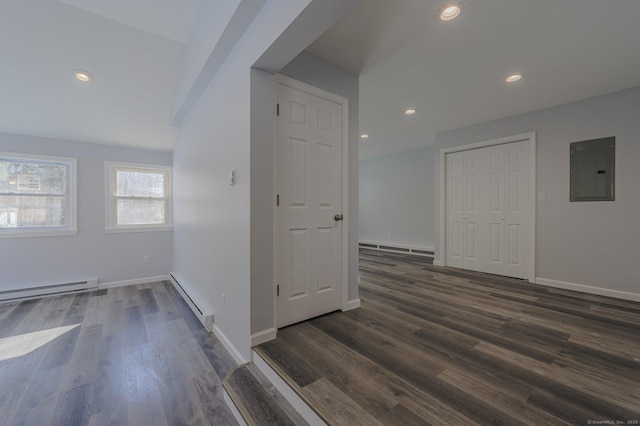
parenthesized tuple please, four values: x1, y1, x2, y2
(257, 249, 640, 425)
(224, 363, 308, 425)
(0, 281, 238, 426)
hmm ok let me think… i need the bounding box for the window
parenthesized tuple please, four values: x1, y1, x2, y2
(105, 161, 172, 232)
(0, 152, 77, 238)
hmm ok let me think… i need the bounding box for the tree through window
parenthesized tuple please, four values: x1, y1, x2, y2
(106, 162, 172, 232)
(0, 152, 76, 237)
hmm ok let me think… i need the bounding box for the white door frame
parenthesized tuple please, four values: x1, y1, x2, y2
(437, 132, 536, 282)
(273, 74, 350, 328)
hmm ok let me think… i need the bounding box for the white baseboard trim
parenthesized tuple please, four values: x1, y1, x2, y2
(169, 273, 214, 332)
(433, 260, 443, 266)
(253, 350, 327, 426)
(359, 240, 434, 257)
(251, 328, 277, 346)
(343, 298, 361, 311)
(535, 277, 640, 303)
(213, 324, 247, 365)
(223, 388, 248, 426)
(98, 275, 170, 290)
(168, 273, 246, 365)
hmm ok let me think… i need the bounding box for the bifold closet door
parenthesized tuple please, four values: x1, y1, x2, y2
(446, 141, 530, 279)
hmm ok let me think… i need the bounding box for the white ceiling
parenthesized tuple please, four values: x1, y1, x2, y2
(2, 1, 640, 156)
(308, 0, 640, 160)
(0, 0, 190, 151)
(59, 0, 201, 43)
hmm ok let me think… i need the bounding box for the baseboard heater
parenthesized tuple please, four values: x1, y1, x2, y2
(0, 279, 99, 302)
(359, 242, 434, 257)
(169, 273, 214, 332)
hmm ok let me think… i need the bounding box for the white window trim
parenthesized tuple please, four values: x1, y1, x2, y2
(105, 161, 173, 233)
(0, 151, 77, 238)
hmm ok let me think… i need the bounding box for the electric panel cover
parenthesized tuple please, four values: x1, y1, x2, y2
(570, 136, 615, 202)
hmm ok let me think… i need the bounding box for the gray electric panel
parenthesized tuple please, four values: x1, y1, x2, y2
(570, 136, 615, 202)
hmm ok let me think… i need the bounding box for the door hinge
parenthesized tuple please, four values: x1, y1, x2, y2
(276, 103, 280, 116)
(277, 285, 280, 297)
(277, 194, 279, 206)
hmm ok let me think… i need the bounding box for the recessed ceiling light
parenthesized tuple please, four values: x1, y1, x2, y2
(74, 69, 93, 82)
(506, 74, 523, 83)
(405, 108, 416, 116)
(439, 4, 461, 21)
(360, 134, 369, 139)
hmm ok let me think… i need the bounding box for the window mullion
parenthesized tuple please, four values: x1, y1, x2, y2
(114, 196, 166, 201)
(0, 192, 66, 197)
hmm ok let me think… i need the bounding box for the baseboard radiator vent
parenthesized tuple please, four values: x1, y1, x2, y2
(359, 242, 434, 257)
(169, 273, 214, 332)
(0, 279, 99, 302)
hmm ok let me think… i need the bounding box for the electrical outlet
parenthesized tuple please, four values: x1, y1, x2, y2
(143, 255, 150, 263)
(537, 192, 546, 201)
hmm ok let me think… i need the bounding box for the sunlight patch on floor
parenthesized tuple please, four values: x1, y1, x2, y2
(0, 324, 80, 362)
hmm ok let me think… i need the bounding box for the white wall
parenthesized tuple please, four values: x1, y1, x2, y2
(0, 132, 173, 291)
(173, 0, 240, 117)
(172, 0, 358, 361)
(359, 146, 434, 250)
(434, 86, 640, 299)
(171, 0, 267, 125)
(249, 68, 277, 336)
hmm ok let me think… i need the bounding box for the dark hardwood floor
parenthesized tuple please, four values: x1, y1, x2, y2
(257, 249, 640, 425)
(224, 363, 308, 425)
(0, 281, 238, 426)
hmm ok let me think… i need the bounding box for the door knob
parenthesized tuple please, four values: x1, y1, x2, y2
(334, 214, 344, 221)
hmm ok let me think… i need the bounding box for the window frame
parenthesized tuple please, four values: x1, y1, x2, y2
(0, 151, 77, 238)
(105, 161, 172, 233)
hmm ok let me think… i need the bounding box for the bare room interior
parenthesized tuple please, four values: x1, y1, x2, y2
(1, 0, 639, 425)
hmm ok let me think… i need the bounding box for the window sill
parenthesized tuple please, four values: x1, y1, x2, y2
(0, 228, 78, 239)
(105, 225, 173, 234)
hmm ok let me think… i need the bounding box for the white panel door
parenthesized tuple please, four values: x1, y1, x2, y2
(446, 154, 465, 268)
(446, 150, 483, 272)
(463, 152, 482, 272)
(502, 141, 530, 278)
(487, 144, 506, 274)
(446, 140, 530, 279)
(277, 83, 343, 328)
